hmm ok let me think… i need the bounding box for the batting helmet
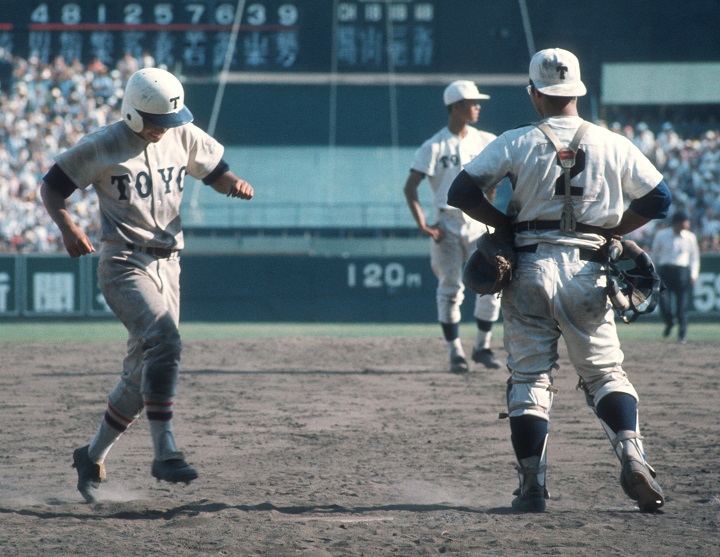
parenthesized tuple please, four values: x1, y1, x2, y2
(121, 68, 194, 133)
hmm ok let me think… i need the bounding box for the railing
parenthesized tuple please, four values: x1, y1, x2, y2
(182, 201, 428, 229)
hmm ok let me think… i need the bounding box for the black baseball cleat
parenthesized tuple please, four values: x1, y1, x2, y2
(151, 458, 198, 484)
(72, 445, 105, 503)
(512, 483, 547, 513)
(449, 354, 469, 373)
(472, 347, 503, 369)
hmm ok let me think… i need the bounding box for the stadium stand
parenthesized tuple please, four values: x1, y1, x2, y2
(0, 53, 719, 253)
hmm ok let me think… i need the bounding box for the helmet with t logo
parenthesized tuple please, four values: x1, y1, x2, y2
(121, 68, 194, 133)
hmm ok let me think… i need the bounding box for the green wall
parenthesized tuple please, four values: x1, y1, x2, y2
(2, 253, 720, 322)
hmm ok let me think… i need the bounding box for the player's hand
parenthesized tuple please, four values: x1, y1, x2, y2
(61, 228, 95, 258)
(226, 179, 254, 200)
(423, 225, 444, 243)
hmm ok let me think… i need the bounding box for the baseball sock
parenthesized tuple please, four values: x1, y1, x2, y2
(440, 322, 460, 341)
(474, 319, 493, 350)
(87, 378, 145, 463)
(441, 322, 466, 357)
(596, 392, 637, 433)
(144, 397, 182, 461)
(510, 416, 549, 460)
(88, 401, 141, 463)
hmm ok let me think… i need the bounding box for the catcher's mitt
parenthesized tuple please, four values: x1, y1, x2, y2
(463, 229, 516, 296)
(605, 238, 665, 323)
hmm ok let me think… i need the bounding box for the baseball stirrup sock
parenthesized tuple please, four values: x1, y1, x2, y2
(596, 393, 643, 462)
(596, 392, 638, 433)
(145, 399, 181, 460)
(475, 330, 492, 350)
(510, 416, 549, 460)
(88, 402, 137, 463)
(441, 322, 460, 341)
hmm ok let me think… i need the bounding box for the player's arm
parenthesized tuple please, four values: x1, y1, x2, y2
(605, 179, 671, 237)
(204, 160, 253, 200)
(403, 170, 442, 242)
(447, 170, 512, 230)
(40, 164, 95, 258)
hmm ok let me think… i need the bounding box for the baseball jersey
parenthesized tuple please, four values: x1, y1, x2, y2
(412, 126, 496, 216)
(54, 121, 224, 250)
(463, 116, 664, 249)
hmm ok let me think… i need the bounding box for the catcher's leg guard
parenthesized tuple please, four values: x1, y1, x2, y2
(512, 449, 548, 513)
(592, 396, 664, 512)
(617, 431, 665, 511)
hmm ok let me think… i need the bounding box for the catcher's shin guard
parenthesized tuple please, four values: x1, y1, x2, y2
(617, 432, 665, 511)
(512, 435, 549, 513)
(598, 422, 665, 512)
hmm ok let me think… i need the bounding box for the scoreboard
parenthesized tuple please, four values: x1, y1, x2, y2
(1, 2, 711, 84)
(2, 1, 312, 73)
(0, 1, 462, 75)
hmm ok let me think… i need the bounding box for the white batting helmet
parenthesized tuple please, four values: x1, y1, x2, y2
(121, 68, 194, 133)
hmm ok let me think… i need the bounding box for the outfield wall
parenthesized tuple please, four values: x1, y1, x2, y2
(2, 253, 720, 322)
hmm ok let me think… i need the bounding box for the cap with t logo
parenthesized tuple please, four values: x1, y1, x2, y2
(529, 48, 587, 97)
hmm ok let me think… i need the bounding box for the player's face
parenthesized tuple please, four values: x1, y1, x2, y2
(456, 99, 481, 123)
(138, 121, 169, 143)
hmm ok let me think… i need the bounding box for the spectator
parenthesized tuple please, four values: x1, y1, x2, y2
(1, 52, 720, 256)
(141, 51, 156, 68)
(116, 51, 140, 80)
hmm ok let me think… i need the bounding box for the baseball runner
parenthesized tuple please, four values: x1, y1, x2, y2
(447, 48, 671, 512)
(40, 68, 254, 503)
(403, 80, 502, 373)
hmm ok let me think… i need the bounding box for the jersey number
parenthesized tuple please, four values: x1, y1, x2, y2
(439, 154, 460, 168)
(553, 149, 586, 196)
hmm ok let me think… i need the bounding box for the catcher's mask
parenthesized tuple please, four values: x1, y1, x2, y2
(122, 68, 194, 133)
(605, 239, 664, 323)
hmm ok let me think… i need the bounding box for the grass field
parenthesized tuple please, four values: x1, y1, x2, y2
(0, 319, 716, 343)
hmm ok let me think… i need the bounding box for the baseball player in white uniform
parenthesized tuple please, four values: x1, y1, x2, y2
(447, 49, 671, 512)
(403, 80, 502, 373)
(40, 68, 254, 503)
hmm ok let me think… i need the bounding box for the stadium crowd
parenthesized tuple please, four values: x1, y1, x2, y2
(0, 52, 719, 253)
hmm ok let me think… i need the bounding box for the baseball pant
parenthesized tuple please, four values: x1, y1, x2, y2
(97, 244, 182, 406)
(658, 264, 691, 337)
(431, 210, 501, 323)
(501, 244, 638, 420)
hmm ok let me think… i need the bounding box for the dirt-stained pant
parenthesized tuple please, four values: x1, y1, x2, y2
(431, 209, 501, 324)
(501, 243, 638, 420)
(97, 244, 182, 416)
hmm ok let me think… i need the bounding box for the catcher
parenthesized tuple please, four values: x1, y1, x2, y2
(447, 48, 671, 513)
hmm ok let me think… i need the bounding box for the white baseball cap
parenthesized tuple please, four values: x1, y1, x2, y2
(443, 80, 490, 106)
(529, 48, 587, 97)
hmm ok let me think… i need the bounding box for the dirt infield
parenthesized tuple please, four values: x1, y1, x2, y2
(0, 336, 717, 556)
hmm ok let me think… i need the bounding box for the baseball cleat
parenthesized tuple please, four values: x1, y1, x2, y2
(471, 347, 502, 369)
(512, 455, 548, 512)
(513, 485, 550, 499)
(620, 454, 664, 512)
(72, 445, 105, 503)
(449, 354, 469, 373)
(151, 458, 198, 484)
(512, 483, 547, 513)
